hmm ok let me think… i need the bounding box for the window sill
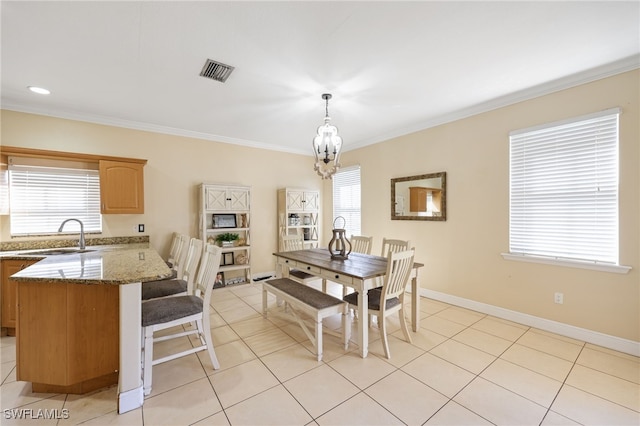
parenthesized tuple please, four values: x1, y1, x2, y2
(501, 253, 631, 274)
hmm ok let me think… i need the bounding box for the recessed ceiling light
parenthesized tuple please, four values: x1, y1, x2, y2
(27, 86, 50, 95)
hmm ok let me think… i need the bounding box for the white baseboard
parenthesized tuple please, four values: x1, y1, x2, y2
(421, 288, 640, 357)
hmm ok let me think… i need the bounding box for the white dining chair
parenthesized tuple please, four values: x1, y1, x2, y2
(141, 243, 222, 396)
(142, 237, 203, 301)
(350, 235, 373, 255)
(344, 248, 415, 359)
(281, 233, 320, 285)
(165, 232, 189, 279)
(380, 237, 411, 257)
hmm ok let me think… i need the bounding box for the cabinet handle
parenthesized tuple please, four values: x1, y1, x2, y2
(306, 266, 311, 270)
(334, 274, 340, 279)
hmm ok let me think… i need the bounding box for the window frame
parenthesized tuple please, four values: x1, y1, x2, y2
(502, 108, 630, 274)
(332, 165, 362, 238)
(8, 157, 103, 237)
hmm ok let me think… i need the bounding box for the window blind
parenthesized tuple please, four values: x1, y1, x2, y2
(509, 108, 619, 264)
(332, 165, 361, 237)
(9, 163, 102, 236)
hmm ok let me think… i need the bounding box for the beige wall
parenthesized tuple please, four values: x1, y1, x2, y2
(337, 70, 639, 342)
(1, 69, 638, 343)
(0, 110, 323, 276)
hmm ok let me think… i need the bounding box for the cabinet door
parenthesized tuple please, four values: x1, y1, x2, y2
(286, 190, 304, 211)
(2, 259, 37, 329)
(204, 187, 229, 211)
(99, 160, 145, 214)
(228, 188, 250, 211)
(303, 191, 319, 210)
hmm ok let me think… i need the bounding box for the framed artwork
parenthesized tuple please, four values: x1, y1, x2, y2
(221, 252, 234, 266)
(214, 271, 225, 288)
(213, 214, 237, 228)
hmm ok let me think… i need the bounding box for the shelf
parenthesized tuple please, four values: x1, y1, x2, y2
(219, 246, 250, 252)
(219, 264, 250, 272)
(207, 227, 249, 233)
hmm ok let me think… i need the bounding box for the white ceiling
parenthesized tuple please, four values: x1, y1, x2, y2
(2, 1, 639, 155)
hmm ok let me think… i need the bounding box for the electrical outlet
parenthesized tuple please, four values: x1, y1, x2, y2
(138, 224, 145, 233)
(554, 292, 564, 304)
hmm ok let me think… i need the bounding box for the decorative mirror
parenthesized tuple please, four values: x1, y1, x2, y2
(391, 172, 446, 221)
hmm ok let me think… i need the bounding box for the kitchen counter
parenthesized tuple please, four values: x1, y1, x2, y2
(9, 245, 170, 414)
(10, 247, 172, 284)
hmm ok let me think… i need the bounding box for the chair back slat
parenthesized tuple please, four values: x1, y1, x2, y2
(282, 233, 305, 251)
(182, 238, 204, 295)
(194, 244, 222, 309)
(171, 233, 190, 278)
(350, 236, 373, 254)
(381, 238, 411, 257)
(381, 248, 415, 305)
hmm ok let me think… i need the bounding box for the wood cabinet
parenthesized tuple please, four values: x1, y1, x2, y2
(99, 160, 145, 214)
(278, 188, 320, 251)
(1, 259, 38, 335)
(199, 183, 252, 285)
(16, 280, 119, 393)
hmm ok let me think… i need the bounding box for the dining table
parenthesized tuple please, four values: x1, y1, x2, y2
(272, 248, 423, 358)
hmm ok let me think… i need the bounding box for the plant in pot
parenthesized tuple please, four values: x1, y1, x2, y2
(215, 232, 239, 248)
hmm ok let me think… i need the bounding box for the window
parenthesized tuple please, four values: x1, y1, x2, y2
(507, 108, 623, 270)
(332, 165, 361, 237)
(9, 157, 102, 236)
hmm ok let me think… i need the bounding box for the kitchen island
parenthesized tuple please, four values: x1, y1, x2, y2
(10, 247, 172, 414)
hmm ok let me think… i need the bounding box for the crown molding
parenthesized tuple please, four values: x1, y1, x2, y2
(345, 54, 640, 152)
(3, 55, 638, 156)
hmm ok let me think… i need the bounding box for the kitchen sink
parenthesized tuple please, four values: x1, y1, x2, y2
(28, 248, 96, 256)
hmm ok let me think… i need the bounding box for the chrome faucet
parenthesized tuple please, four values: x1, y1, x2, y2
(58, 218, 86, 250)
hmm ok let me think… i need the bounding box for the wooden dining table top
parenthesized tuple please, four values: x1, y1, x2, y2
(273, 248, 423, 280)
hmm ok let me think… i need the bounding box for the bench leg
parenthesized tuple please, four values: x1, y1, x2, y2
(262, 286, 268, 319)
(315, 317, 323, 361)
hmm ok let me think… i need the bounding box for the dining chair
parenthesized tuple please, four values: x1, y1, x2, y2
(343, 248, 415, 359)
(350, 235, 373, 255)
(142, 237, 204, 301)
(380, 237, 411, 257)
(281, 233, 320, 285)
(141, 243, 222, 396)
(338, 235, 374, 300)
(165, 232, 189, 280)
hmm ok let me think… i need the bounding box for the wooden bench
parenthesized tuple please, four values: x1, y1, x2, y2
(262, 278, 349, 361)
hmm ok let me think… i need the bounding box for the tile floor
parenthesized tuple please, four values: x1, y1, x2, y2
(1, 281, 639, 425)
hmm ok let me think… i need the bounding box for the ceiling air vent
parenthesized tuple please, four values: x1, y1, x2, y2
(199, 59, 235, 83)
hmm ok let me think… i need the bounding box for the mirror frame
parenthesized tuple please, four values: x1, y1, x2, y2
(391, 171, 447, 221)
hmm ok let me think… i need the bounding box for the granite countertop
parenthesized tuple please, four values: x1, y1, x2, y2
(9, 247, 172, 285)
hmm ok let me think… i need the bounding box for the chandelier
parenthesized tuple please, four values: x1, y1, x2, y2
(313, 93, 342, 179)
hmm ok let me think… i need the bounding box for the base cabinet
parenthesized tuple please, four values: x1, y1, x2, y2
(1, 259, 38, 335)
(16, 281, 119, 393)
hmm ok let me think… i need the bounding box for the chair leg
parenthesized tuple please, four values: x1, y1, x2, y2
(399, 307, 412, 344)
(379, 314, 391, 359)
(342, 305, 349, 350)
(201, 312, 220, 370)
(143, 326, 154, 396)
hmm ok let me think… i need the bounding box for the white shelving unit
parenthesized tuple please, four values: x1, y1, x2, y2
(278, 188, 320, 251)
(199, 183, 251, 285)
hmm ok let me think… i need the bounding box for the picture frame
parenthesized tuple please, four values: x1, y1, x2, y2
(214, 271, 225, 288)
(213, 214, 237, 229)
(221, 252, 234, 266)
